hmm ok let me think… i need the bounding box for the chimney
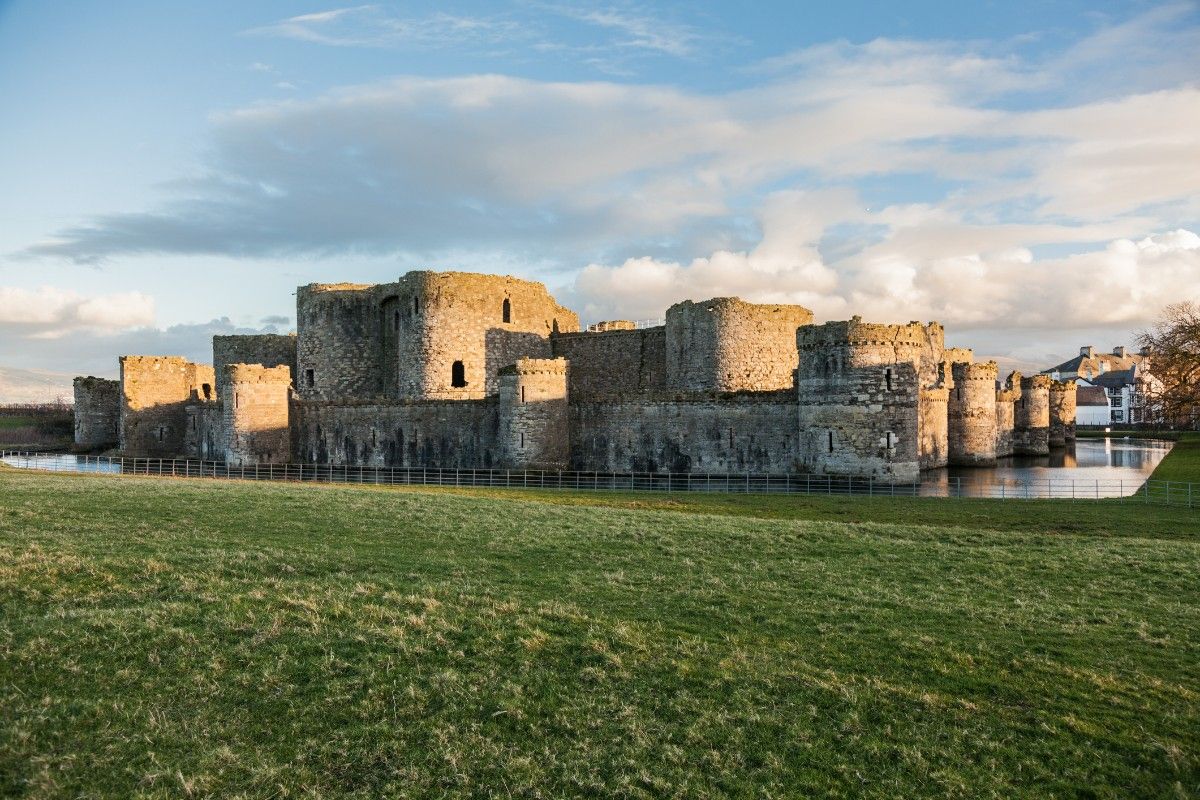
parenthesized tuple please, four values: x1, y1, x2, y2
(1113, 346, 1127, 358)
(1080, 345, 1094, 358)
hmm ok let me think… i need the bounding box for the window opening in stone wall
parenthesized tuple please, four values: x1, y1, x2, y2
(520, 432, 525, 448)
(234, 393, 240, 409)
(451, 360, 467, 388)
(372, 429, 377, 447)
(502, 298, 511, 323)
(394, 310, 400, 331)
(956, 386, 962, 401)
(521, 386, 525, 403)
(305, 369, 315, 388)
(192, 416, 197, 432)
(413, 296, 419, 316)
(729, 428, 734, 449)
(158, 427, 165, 442)
(828, 430, 834, 452)
(886, 431, 896, 448)
(885, 368, 892, 391)
(202, 383, 212, 401)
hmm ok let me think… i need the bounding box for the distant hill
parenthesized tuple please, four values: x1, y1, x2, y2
(0, 366, 79, 405)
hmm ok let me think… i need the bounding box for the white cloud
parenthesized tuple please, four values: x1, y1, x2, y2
(243, 6, 526, 49)
(0, 287, 154, 330)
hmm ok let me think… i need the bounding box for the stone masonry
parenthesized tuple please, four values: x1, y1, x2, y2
(84, 269, 1032, 480)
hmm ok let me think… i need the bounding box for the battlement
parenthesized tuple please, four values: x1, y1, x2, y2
(1021, 374, 1053, 390)
(796, 317, 940, 350)
(587, 320, 637, 332)
(943, 347, 973, 364)
(951, 361, 998, 383)
(512, 357, 568, 376)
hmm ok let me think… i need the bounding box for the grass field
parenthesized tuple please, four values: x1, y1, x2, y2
(1, 465, 1197, 798)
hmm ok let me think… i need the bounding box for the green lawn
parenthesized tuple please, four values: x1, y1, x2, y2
(1, 469, 1197, 798)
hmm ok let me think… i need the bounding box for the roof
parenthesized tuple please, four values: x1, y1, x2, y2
(1076, 386, 1109, 406)
(1088, 369, 1137, 389)
(1043, 351, 1144, 376)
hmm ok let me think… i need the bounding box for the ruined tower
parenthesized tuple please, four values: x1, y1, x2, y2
(119, 356, 215, 457)
(1048, 380, 1077, 447)
(222, 364, 292, 466)
(1014, 374, 1052, 455)
(948, 361, 999, 466)
(795, 318, 940, 483)
(995, 372, 1021, 458)
(498, 357, 569, 470)
(73, 376, 120, 450)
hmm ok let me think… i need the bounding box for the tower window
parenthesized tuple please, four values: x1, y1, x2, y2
(201, 383, 212, 401)
(413, 296, 419, 316)
(520, 432, 525, 448)
(828, 430, 834, 453)
(305, 368, 315, 388)
(729, 428, 734, 448)
(521, 386, 526, 403)
(502, 298, 511, 323)
(451, 360, 467, 388)
(885, 368, 892, 391)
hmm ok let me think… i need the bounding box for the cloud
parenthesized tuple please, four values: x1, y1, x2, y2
(0, 287, 154, 331)
(0, 317, 285, 377)
(568, 189, 1200, 336)
(548, 6, 704, 56)
(243, 5, 526, 49)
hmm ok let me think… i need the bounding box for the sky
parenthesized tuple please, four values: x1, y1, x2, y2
(0, 0, 1197, 379)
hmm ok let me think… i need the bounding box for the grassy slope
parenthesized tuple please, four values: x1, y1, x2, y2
(1147, 432, 1200, 484)
(1, 470, 1197, 798)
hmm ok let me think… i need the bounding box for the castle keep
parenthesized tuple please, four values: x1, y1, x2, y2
(74, 269, 1076, 482)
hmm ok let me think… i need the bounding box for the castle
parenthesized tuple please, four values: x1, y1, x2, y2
(72, 270, 1077, 482)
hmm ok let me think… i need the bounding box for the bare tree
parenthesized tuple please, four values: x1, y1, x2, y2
(1138, 301, 1200, 428)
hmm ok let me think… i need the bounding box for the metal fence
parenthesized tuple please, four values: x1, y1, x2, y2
(1, 450, 1194, 508)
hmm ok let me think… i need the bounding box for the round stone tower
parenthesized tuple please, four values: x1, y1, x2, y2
(498, 357, 569, 470)
(1048, 380, 1077, 447)
(995, 372, 1022, 458)
(295, 283, 378, 401)
(948, 361, 998, 466)
(222, 363, 292, 466)
(1014, 374, 1052, 455)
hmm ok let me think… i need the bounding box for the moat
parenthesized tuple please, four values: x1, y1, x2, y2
(2, 437, 1173, 499)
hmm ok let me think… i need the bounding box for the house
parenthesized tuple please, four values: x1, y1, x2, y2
(1075, 385, 1114, 426)
(1042, 345, 1160, 426)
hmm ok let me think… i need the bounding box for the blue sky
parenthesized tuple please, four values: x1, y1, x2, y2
(0, 0, 1197, 378)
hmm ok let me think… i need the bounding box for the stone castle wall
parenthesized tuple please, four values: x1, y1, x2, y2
(570, 393, 799, 473)
(995, 375, 1021, 458)
(119, 356, 215, 457)
(666, 298, 813, 393)
(295, 284, 380, 401)
(223, 364, 292, 465)
(551, 326, 666, 400)
(185, 403, 224, 461)
(292, 398, 501, 468)
(948, 361, 998, 466)
(73, 376, 120, 449)
(919, 388, 949, 469)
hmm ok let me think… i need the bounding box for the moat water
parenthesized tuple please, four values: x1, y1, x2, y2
(1, 437, 1175, 499)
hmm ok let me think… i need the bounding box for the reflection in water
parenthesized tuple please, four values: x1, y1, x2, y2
(924, 438, 1174, 497)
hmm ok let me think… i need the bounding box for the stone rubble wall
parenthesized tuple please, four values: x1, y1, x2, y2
(73, 376, 120, 449)
(292, 397, 500, 468)
(185, 402, 224, 460)
(569, 392, 799, 473)
(919, 387, 950, 469)
(1014, 374, 1052, 455)
(551, 326, 666, 400)
(948, 361, 999, 466)
(223, 364, 292, 466)
(666, 298, 813, 393)
(1048, 380, 1077, 446)
(498, 358, 569, 470)
(119, 356, 215, 457)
